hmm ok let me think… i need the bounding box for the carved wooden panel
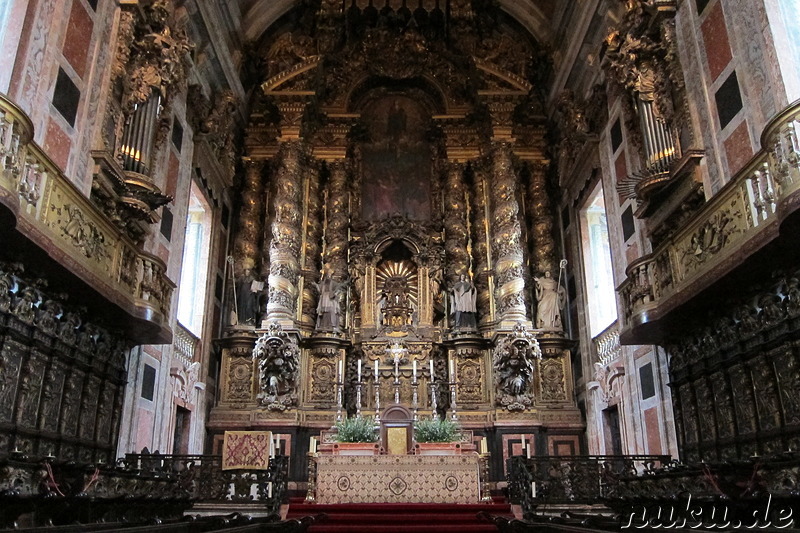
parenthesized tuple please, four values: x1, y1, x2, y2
(0, 338, 25, 423)
(16, 350, 47, 428)
(729, 364, 757, 435)
(79, 375, 102, 441)
(457, 359, 483, 405)
(773, 348, 800, 425)
(539, 358, 567, 402)
(38, 360, 67, 433)
(226, 356, 254, 402)
(60, 369, 85, 437)
(309, 357, 336, 404)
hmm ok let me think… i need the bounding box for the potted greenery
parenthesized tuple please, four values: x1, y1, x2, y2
(332, 416, 380, 455)
(413, 417, 463, 455)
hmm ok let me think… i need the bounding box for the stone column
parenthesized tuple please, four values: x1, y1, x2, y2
(490, 142, 528, 327)
(232, 159, 266, 276)
(266, 141, 304, 327)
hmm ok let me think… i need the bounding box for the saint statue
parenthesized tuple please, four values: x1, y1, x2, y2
(450, 274, 477, 330)
(533, 270, 566, 330)
(234, 259, 263, 326)
(315, 270, 343, 332)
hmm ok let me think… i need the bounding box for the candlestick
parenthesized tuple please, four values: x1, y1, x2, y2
(412, 360, 417, 383)
(374, 373, 381, 424)
(357, 359, 362, 382)
(338, 360, 343, 382)
(449, 359, 454, 380)
(429, 359, 434, 382)
(430, 381, 439, 420)
(356, 380, 363, 417)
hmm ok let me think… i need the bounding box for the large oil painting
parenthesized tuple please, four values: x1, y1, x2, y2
(361, 96, 431, 221)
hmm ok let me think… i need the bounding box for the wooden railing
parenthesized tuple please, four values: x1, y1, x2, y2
(506, 454, 672, 515)
(619, 99, 800, 344)
(0, 92, 174, 344)
(0, 453, 289, 528)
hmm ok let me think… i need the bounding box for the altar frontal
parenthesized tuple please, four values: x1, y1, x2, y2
(315, 455, 480, 504)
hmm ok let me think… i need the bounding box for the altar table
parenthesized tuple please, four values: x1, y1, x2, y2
(314, 454, 481, 504)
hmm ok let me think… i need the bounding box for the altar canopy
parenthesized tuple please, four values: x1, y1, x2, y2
(315, 455, 481, 504)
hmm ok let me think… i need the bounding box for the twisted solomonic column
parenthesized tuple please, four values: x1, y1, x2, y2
(527, 162, 558, 275)
(267, 142, 305, 324)
(470, 163, 493, 326)
(300, 161, 323, 329)
(232, 159, 266, 276)
(444, 162, 470, 283)
(490, 143, 528, 326)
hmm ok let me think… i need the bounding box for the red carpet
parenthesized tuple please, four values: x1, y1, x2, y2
(286, 501, 511, 532)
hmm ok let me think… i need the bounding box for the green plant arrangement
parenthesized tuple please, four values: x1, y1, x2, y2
(414, 417, 461, 443)
(334, 416, 377, 443)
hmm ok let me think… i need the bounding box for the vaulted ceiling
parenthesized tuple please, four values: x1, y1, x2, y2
(238, 0, 562, 44)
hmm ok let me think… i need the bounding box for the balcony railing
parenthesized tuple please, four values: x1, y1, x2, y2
(619, 99, 800, 343)
(174, 322, 199, 367)
(0, 92, 174, 344)
(592, 320, 621, 367)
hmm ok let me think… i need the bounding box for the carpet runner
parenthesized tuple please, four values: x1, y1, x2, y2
(286, 501, 512, 533)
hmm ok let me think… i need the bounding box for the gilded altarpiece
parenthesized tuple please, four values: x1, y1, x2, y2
(210, 0, 582, 481)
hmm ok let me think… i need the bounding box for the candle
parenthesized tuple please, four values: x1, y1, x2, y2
(275, 435, 280, 456)
(430, 360, 434, 382)
(310, 437, 317, 454)
(526, 442, 531, 459)
(449, 359, 455, 380)
(413, 360, 417, 381)
(338, 360, 343, 382)
(375, 359, 379, 378)
(532, 481, 537, 498)
(480, 438, 488, 455)
(394, 357, 399, 380)
(358, 359, 362, 381)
